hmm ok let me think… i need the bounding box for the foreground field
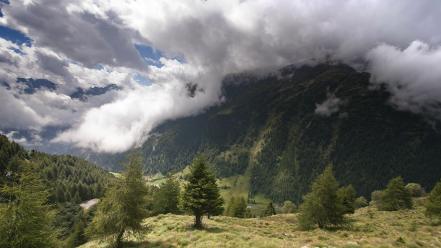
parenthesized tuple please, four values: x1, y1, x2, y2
(80, 205, 441, 248)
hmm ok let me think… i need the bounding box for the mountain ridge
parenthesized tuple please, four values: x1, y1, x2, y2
(93, 63, 441, 203)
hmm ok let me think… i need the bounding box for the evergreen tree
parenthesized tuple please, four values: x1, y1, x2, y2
(337, 185, 356, 214)
(0, 162, 58, 248)
(298, 166, 344, 229)
(153, 177, 181, 214)
(67, 211, 87, 248)
(182, 155, 224, 228)
(263, 202, 276, 216)
(87, 155, 148, 247)
(281, 200, 296, 213)
(425, 181, 441, 222)
(379, 176, 412, 211)
(226, 197, 247, 218)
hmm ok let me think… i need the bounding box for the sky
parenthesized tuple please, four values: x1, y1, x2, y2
(1, 0, 441, 153)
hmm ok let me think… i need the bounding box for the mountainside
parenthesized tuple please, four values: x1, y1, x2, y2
(0, 134, 113, 240)
(117, 64, 441, 204)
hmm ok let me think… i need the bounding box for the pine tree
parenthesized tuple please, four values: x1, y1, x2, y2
(67, 211, 87, 248)
(425, 181, 441, 222)
(87, 154, 148, 247)
(263, 202, 276, 216)
(182, 155, 224, 228)
(226, 197, 247, 218)
(153, 177, 181, 214)
(298, 166, 344, 229)
(337, 185, 356, 214)
(0, 162, 58, 248)
(379, 176, 412, 211)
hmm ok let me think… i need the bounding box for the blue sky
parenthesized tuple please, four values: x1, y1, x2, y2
(0, 25, 31, 46)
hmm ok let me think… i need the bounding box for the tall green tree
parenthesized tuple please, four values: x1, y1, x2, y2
(153, 177, 181, 214)
(298, 166, 344, 229)
(337, 185, 357, 214)
(379, 176, 412, 211)
(0, 162, 58, 248)
(425, 181, 441, 222)
(182, 155, 224, 228)
(87, 155, 148, 247)
(263, 202, 276, 216)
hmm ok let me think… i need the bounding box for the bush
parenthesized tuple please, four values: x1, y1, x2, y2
(378, 177, 412, 211)
(405, 183, 425, 197)
(354, 196, 368, 209)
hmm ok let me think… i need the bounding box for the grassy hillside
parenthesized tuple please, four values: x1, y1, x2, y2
(104, 63, 441, 204)
(80, 204, 441, 248)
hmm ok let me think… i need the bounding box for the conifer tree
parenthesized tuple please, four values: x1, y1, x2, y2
(425, 181, 441, 222)
(226, 197, 247, 217)
(298, 166, 344, 229)
(182, 155, 224, 228)
(67, 211, 87, 248)
(0, 162, 58, 248)
(337, 185, 356, 214)
(153, 177, 181, 214)
(379, 176, 412, 211)
(264, 202, 276, 216)
(87, 154, 148, 247)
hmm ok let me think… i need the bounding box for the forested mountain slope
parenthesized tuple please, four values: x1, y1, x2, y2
(133, 63, 441, 204)
(0, 134, 113, 240)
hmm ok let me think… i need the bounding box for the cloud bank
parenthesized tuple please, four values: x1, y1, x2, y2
(1, 0, 441, 152)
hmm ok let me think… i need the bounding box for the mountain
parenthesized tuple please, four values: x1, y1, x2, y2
(101, 63, 441, 204)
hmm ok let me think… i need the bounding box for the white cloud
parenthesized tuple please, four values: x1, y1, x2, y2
(315, 93, 342, 117)
(367, 41, 441, 115)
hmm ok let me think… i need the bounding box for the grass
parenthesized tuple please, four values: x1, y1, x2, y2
(80, 205, 441, 248)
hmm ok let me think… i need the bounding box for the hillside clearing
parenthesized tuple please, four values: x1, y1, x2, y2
(80, 205, 441, 248)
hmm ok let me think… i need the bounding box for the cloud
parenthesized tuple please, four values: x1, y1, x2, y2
(315, 93, 342, 117)
(1, 0, 441, 153)
(367, 41, 441, 116)
(3, 0, 146, 69)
